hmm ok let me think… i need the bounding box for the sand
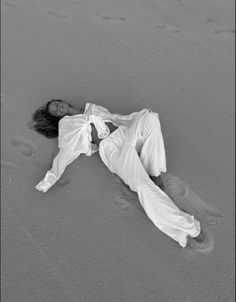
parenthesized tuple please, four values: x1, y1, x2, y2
(1, 0, 235, 301)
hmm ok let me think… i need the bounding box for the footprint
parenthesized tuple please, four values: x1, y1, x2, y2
(1, 160, 20, 170)
(11, 137, 37, 157)
(114, 194, 132, 212)
(101, 16, 126, 21)
(213, 27, 235, 34)
(157, 23, 180, 33)
(3, 0, 18, 8)
(47, 10, 70, 19)
(206, 17, 214, 23)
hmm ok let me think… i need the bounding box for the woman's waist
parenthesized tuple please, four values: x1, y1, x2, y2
(91, 122, 118, 145)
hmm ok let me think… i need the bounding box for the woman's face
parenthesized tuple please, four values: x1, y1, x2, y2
(48, 100, 70, 118)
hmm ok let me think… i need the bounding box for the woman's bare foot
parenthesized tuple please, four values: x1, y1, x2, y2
(193, 232, 205, 242)
(187, 223, 215, 254)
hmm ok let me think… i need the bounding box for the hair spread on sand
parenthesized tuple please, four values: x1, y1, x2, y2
(28, 99, 64, 139)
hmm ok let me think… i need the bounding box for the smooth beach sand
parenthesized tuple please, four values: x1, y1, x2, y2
(1, 0, 235, 301)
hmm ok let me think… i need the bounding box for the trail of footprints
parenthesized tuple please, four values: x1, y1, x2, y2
(11, 137, 37, 157)
(2, 2, 234, 194)
(3, 1, 234, 36)
(2, 94, 38, 165)
(4, 139, 72, 187)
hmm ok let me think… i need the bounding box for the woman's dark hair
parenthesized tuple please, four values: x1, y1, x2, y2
(28, 99, 66, 139)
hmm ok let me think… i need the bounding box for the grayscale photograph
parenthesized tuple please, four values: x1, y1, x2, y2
(1, 0, 235, 301)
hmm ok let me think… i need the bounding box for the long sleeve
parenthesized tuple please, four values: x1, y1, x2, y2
(36, 147, 81, 193)
(90, 103, 151, 127)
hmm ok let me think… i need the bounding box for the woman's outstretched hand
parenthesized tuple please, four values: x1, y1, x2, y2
(35, 181, 50, 193)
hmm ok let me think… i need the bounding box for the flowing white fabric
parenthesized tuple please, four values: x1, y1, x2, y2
(35, 105, 200, 247)
(99, 112, 200, 247)
(35, 103, 150, 192)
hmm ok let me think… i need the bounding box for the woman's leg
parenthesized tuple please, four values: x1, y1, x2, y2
(99, 137, 201, 248)
(160, 173, 222, 224)
(138, 112, 167, 177)
(138, 113, 221, 226)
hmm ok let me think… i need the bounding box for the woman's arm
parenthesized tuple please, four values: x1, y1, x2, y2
(36, 148, 80, 192)
(93, 104, 151, 126)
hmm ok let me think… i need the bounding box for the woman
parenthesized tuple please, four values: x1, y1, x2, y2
(29, 99, 218, 251)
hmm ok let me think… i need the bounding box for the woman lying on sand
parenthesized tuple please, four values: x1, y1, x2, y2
(29, 100, 221, 252)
